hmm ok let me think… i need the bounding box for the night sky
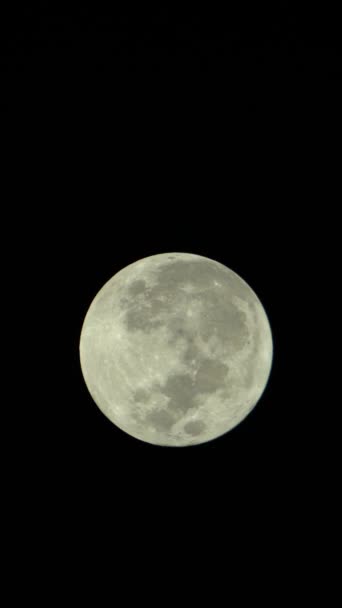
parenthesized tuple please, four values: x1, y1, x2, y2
(3, 4, 339, 596)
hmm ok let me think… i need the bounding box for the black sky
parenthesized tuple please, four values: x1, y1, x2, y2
(3, 4, 339, 590)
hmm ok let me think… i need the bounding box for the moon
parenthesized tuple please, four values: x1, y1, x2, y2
(79, 253, 273, 447)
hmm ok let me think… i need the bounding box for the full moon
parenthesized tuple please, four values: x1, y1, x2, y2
(79, 253, 273, 447)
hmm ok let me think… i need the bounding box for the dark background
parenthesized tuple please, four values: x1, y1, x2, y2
(2, 3, 339, 595)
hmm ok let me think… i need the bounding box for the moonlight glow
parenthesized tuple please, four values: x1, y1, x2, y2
(79, 253, 273, 446)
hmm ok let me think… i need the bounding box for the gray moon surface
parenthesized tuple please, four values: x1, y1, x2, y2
(79, 253, 273, 447)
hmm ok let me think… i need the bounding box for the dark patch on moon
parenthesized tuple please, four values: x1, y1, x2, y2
(119, 296, 130, 309)
(145, 409, 174, 431)
(122, 282, 174, 334)
(161, 373, 196, 414)
(184, 420, 206, 436)
(127, 279, 147, 296)
(133, 357, 229, 432)
(195, 358, 229, 392)
(133, 387, 150, 403)
(199, 290, 249, 348)
(124, 304, 164, 332)
(166, 317, 191, 344)
(183, 342, 200, 364)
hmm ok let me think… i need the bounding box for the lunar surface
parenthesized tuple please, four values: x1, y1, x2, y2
(79, 253, 273, 446)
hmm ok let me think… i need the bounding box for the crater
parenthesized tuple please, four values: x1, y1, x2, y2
(184, 420, 206, 436)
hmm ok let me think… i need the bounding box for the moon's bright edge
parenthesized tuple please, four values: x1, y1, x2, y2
(79, 252, 273, 447)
